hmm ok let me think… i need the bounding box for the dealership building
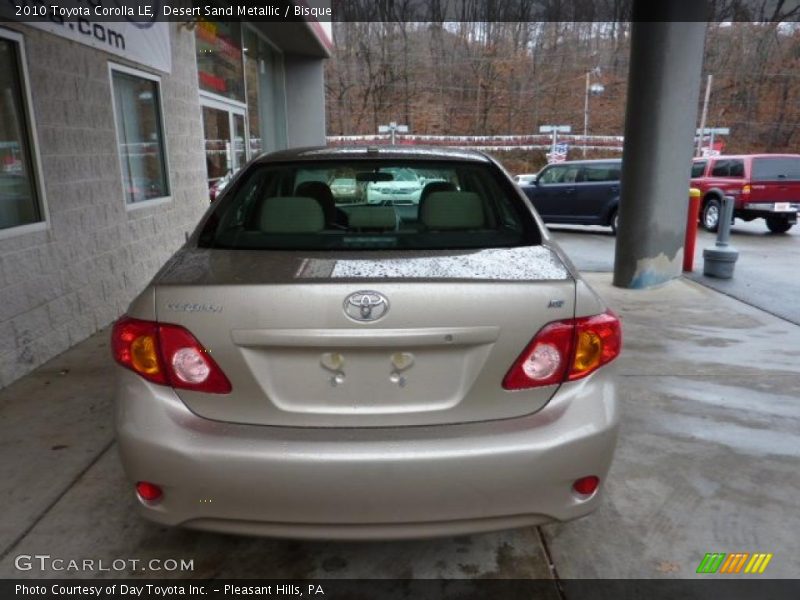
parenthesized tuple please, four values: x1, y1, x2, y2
(0, 12, 330, 387)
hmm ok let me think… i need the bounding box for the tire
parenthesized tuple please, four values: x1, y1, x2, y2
(609, 209, 619, 235)
(701, 198, 721, 232)
(765, 216, 793, 234)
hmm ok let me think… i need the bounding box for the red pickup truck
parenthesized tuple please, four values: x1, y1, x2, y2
(691, 154, 800, 233)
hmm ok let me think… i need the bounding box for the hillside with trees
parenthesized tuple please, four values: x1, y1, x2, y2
(325, 15, 800, 173)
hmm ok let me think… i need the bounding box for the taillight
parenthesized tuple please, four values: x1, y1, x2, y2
(569, 311, 622, 381)
(741, 184, 751, 197)
(111, 318, 167, 386)
(502, 310, 621, 390)
(502, 321, 574, 389)
(111, 316, 231, 394)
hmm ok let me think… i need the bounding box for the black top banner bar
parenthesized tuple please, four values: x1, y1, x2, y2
(2, 0, 800, 23)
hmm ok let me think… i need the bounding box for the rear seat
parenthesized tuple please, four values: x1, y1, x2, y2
(420, 191, 486, 230)
(257, 196, 325, 233)
(347, 206, 398, 231)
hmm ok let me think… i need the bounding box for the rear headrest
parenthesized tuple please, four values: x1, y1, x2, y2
(420, 191, 485, 230)
(258, 196, 324, 233)
(295, 181, 336, 224)
(347, 206, 397, 230)
(420, 180, 457, 205)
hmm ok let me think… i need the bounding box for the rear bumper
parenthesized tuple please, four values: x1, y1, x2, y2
(115, 368, 619, 540)
(739, 203, 800, 221)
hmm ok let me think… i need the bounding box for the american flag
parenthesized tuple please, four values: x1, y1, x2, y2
(546, 143, 569, 164)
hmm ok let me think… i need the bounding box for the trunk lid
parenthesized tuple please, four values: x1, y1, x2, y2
(154, 246, 575, 427)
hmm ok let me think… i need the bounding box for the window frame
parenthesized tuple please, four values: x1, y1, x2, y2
(580, 163, 621, 183)
(711, 159, 745, 178)
(691, 160, 707, 178)
(0, 27, 48, 240)
(108, 61, 172, 211)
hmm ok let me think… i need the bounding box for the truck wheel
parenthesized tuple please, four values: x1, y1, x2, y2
(701, 198, 721, 232)
(766, 217, 793, 234)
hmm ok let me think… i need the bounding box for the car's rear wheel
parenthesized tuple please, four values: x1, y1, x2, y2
(701, 198, 720, 232)
(766, 216, 793, 234)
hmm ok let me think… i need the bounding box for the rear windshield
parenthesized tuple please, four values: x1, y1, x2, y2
(752, 157, 800, 181)
(197, 160, 540, 250)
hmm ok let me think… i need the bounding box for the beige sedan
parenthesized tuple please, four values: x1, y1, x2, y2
(112, 146, 621, 539)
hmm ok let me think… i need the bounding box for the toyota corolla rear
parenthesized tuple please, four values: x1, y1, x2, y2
(112, 147, 621, 539)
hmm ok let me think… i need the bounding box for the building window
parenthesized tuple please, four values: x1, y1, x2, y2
(0, 33, 42, 231)
(196, 21, 245, 102)
(110, 65, 169, 205)
(242, 26, 288, 156)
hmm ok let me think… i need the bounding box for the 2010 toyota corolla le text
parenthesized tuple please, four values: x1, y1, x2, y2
(111, 146, 622, 540)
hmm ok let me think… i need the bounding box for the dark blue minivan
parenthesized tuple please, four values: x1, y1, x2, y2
(520, 159, 621, 234)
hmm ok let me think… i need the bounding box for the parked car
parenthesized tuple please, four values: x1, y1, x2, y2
(329, 176, 359, 202)
(514, 173, 538, 185)
(112, 146, 621, 540)
(691, 154, 800, 233)
(208, 171, 234, 203)
(520, 159, 622, 234)
(366, 167, 423, 204)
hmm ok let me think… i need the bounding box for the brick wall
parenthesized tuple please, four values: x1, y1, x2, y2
(0, 23, 209, 387)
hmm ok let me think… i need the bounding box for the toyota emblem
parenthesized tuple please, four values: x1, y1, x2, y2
(343, 291, 389, 322)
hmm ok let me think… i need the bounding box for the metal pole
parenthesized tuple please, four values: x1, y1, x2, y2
(709, 129, 715, 155)
(716, 196, 734, 246)
(696, 74, 712, 157)
(702, 195, 739, 278)
(583, 71, 590, 158)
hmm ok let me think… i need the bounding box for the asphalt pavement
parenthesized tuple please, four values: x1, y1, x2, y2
(549, 219, 800, 325)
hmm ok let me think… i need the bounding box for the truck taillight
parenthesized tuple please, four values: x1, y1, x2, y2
(111, 316, 232, 394)
(742, 185, 751, 196)
(502, 310, 622, 390)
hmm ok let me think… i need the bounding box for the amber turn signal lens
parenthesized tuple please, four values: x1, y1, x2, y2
(573, 330, 602, 372)
(130, 335, 160, 376)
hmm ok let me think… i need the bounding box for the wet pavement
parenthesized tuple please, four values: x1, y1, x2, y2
(0, 268, 798, 582)
(550, 218, 800, 324)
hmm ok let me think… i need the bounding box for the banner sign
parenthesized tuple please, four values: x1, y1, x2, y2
(1, 0, 171, 73)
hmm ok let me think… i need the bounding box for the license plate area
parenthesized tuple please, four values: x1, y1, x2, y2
(241, 344, 492, 415)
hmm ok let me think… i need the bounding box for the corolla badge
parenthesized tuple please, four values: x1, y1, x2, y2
(344, 291, 389, 322)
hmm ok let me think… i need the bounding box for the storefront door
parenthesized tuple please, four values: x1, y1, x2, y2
(201, 98, 248, 193)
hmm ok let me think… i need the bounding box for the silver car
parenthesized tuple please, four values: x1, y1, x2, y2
(112, 146, 621, 540)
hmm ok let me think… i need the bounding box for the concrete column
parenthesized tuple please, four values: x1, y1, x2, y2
(613, 5, 708, 289)
(284, 55, 327, 148)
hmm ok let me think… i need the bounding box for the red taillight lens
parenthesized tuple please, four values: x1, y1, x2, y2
(158, 323, 232, 393)
(136, 481, 163, 503)
(572, 476, 600, 496)
(502, 321, 574, 389)
(503, 310, 621, 390)
(111, 316, 231, 394)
